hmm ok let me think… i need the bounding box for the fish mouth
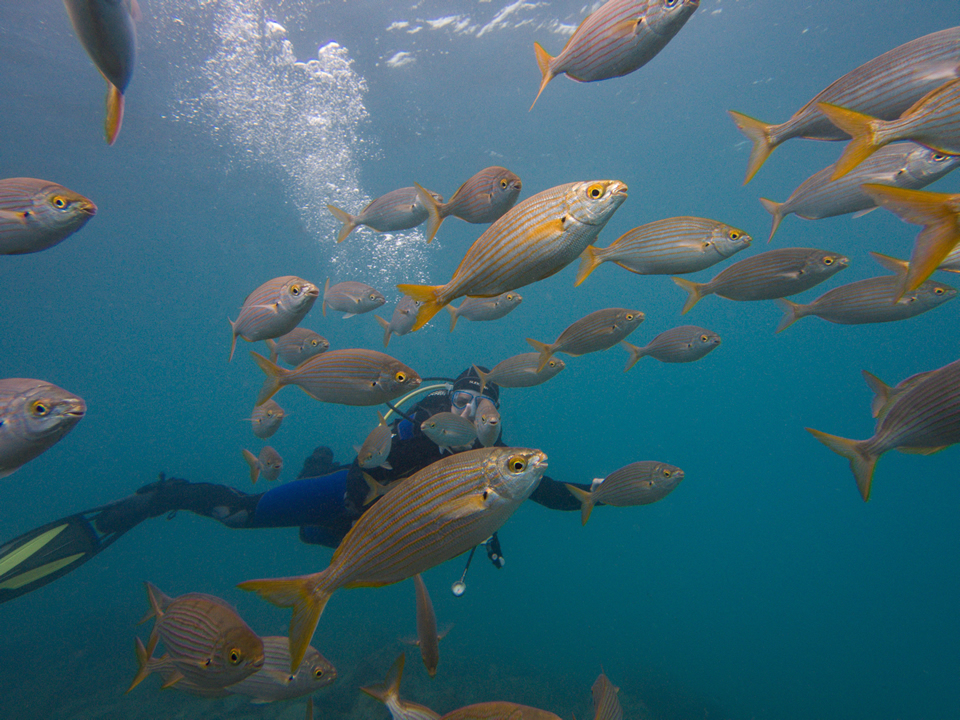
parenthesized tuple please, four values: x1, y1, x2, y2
(81, 201, 98, 216)
(612, 182, 628, 198)
(305, 287, 321, 297)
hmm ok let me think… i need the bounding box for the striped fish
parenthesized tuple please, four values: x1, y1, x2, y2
(861, 185, 960, 298)
(327, 187, 443, 244)
(531, 0, 699, 109)
(761, 143, 960, 241)
(229, 276, 319, 362)
(266, 328, 330, 367)
(413, 574, 440, 677)
(565, 461, 684, 525)
(939, 243, 960, 272)
(473, 354, 566, 394)
(250, 399, 284, 439)
(673, 248, 849, 315)
(128, 582, 264, 692)
(729, 26, 960, 183)
(417, 167, 522, 243)
(621, 325, 720, 370)
(807, 357, 960, 501)
(0, 178, 97, 255)
(442, 702, 563, 720)
(397, 180, 629, 331)
(377, 296, 421, 347)
(576, 216, 751, 286)
(356, 412, 393, 470)
(242, 445, 283, 484)
(475, 397, 501, 448)
(821, 79, 960, 180)
(527, 308, 645, 372)
(362, 654, 442, 720)
(592, 672, 623, 720)
(0, 379, 86, 479)
(323, 279, 386, 318)
(447, 292, 523, 332)
(63, 0, 138, 144)
(251, 349, 421, 407)
(238, 447, 547, 671)
(862, 369, 938, 421)
(421, 412, 478, 454)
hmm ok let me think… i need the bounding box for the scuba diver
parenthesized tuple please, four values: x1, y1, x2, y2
(0, 368, 593, 604)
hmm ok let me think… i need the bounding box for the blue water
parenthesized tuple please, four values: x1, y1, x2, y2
(1, 1, 959, 718)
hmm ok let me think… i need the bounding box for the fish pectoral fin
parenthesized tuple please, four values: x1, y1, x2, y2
(610, 17, 643, 37)
(258, 668, 295, 685)
(0, 209, 28, 225)
(159, 668, 184, 689)
(439, 492, 489, 520)
(528, 217, 566, 242)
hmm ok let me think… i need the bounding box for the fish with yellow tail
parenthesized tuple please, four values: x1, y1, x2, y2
(807, 357, 960, 501)
(860, 185, 960, 300)
(238, 447, 547, 672)
(416, 166, 522, 243)
(63, 0, 140, 145)
(526, 307, 645, 372)
(361, 654, 442, 720)
(565, 461, 684, 525)
(398, 181, 628, 331)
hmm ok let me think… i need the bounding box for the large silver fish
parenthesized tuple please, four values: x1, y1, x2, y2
(239, 447, 547, 671)
(526, 308, 645, 372)
(0, 178, 97, 255)
(0, 379, 86, 478)
(229, 276, 319, 362)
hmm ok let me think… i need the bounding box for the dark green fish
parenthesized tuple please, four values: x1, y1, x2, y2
(527, 307, 645, 372)
(673, 248, 849, 314)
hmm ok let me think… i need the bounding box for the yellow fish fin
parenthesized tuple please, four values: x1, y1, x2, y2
(327, 204, 357, 244)
(396, 283, 445, 331)
(758, 197, 785, 242)
(530, 42, 555, 111)
(126, 637, 153, 693)
(620, 341, 644, 372)
(159, 667, 184, 689)
(250, 351, 288, 406)
(575, 245, 602, 287)
(415, 182, 444, 244)
(728, 110, 777, 184)
(237, 573, 330, 673)
(867, 251, 909, 277)
(525, 337, 556, 373)
(439, 492, 488, 520)
(774, 298, 803, 334)
(564, 483, 595, 526)
(361, 653, 405, 706)
(806, 428, 877, 502)
(473, 364, 491, 395)
(362, 472, 389, 506)
(105, 83, 124, 146)
(860, 369, 891, 419)
(817, 103, 883, 179)
(672, 277, 704, 315)
(242, 448, 261, 484)
(896, 445, 947, 455)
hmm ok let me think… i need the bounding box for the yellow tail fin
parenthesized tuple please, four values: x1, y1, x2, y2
(326, 204, 357, 244)
(525, 337, 555, 373)
(672, 277, 704, 315)
(361, 653, 404, 706)
(564, 483, 595, 526)
(396, 283, 445, 331)
(250, 351, 288, 406)
(530, 42, 555, 111)
(818, 103, 883, 179)
(242, 449, 261, 484)
(446, 304, 461, 332)
(861, 369, 891, 419)
(759, 197, 785, 242)
(237, 572, 331, 672)
(415, 182, 444, 244)
(728, 110, 776, 184)
(375, 315, 392, 347)
(806, 427, 877, 501)
(105, 84, 124, 146)
(620, 341, 645, 372)
(473, 364, 492, 395)
(774, 298, 804, 333)
(574, 245, 602, 287)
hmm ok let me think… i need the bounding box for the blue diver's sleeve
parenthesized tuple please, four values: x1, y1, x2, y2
(250, 469, 349, 528)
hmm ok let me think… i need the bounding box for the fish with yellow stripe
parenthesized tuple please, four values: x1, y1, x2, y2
(238, 447, 547, 671)
(0, 178, 97, 255)
(398, 180, 628, 331)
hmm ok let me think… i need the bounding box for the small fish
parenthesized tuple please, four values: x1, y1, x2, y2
(229, 276, 320, 362)
(416, 167, 522, 243)
(531, 0, 700, 109)
(728, 26, 960, 182)
(860, 185, 960, 299)
(266, 328, 330, 366)
(0, 178, 97, 255)
(361, 654, 442, 720)
(673, 248, 849, 314)
(473, 354, 566, 395)
(397, 180, 629, 331)
(327, 187, 444, 244)
(821, 79, 960, 180)
(242, 445, 284, 484)
(862, 369, 937, 421)
(0, 379, 86, 479)
(761, 143, 960, 242)
(621, 325, 721, 370)
(323, 279, 386, 318)
(576, 216, 751, 286)
(526, 308, 645, 372)
(377, 296, 421, 347)
(592, 672, 623, 720)
(441, 702, 563, 720)
(239, 447, 547, 671)
(446, 292, 524, 332)
(250, 399, 285, 439)
(474, 398, 501, 448)
(807, 358, 960, 501)
(251, 349, 421, 407)
(421, 412, 478, 454)
(128, 582, 264, 692)
(356, 412, 393, 470)
(413, 574, 440, 677)
(565, 461, 684, 525)
(63, 0, 139, 144)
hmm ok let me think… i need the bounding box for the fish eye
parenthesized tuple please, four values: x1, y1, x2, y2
(935, 287, 945, 295)
(508, 455, 527, 472)
(314, 667, 325, 678)
(311, 340, 319, 346)
(700, 334, 709, 342)
(663, 470, 672, 477)
(625, 314, 635, 321)
(229, 649, 243, 665)
(823, 257, 834, 265)
(666, 0, 679, 6)
(933, 153, 948, 161)
(586, 184, 604, 199)
(31, 401, 50, 416)
(290, 285, 302, 296)
(703, 241, 712, 247)
(51, 196, 67, 209)
(729, 231, 740, 239)
(500, 179, 508, 189)
(395, 371, 407, 383)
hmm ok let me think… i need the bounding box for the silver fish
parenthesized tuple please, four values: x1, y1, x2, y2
(242, 445, 284, 484)
(250, 399, 285, 439)
(474, 354, 566, 395)
(0, 379, 86, 478)
(323, 279, 386, 318)
(446, 292, 524, 332)
(417, 167, 523, 243)
(421, 412, 477, 454)
(266, 328, 330, 366)
(862, 369, 938, 421)
(356, 412, 393, 470)
(0, 178, 97, 255)
(362, 654, 442, 720)
(474, 398, 501, 448)
(527, 308, 645, 372)
(621, 326, 721, 370)
(565, 461, 684, 525)
(377, 296, 421, 347)
(229, 276, 320, 362)
(413, 574, 440, 677)
(327, 187, 444, 244)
